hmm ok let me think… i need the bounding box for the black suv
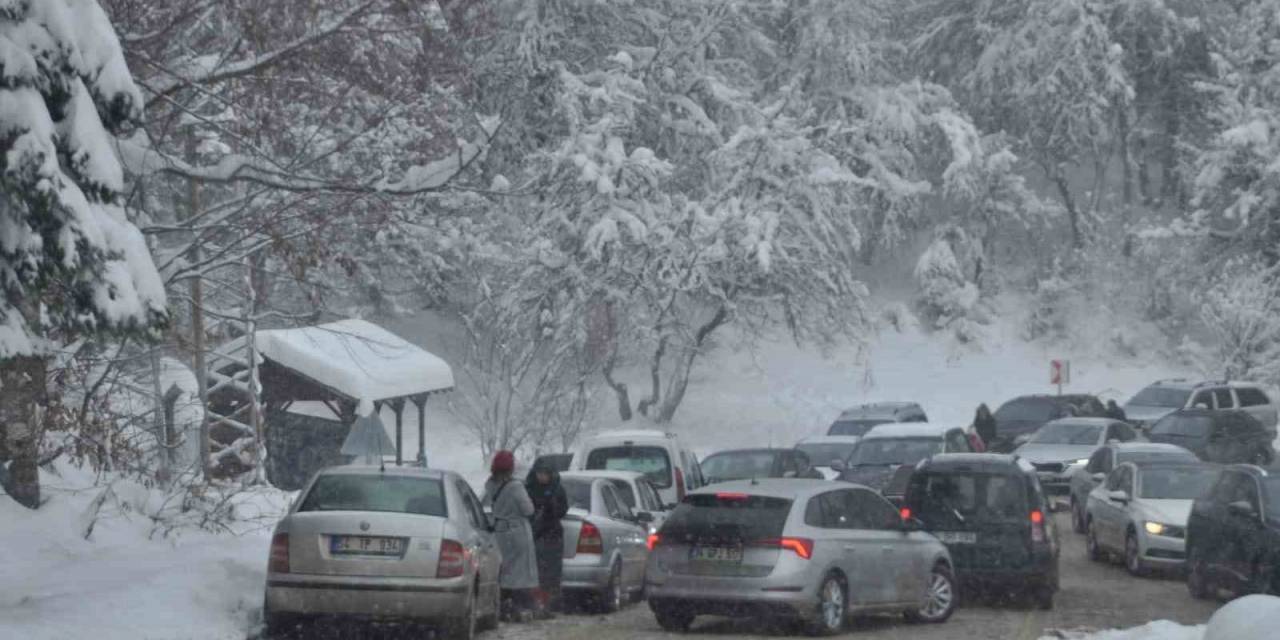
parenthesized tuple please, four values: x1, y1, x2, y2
(1186, 465, 1280, 598)
(990, 394, 1108, 453)
(1147, 409, 1275, 466)
(902, 454, 1061, 608)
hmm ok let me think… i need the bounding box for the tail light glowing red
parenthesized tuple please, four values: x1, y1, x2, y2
(577, 521, 604, 555)
(715, 492, 750, 501)
(755, 537, 814, 560)
(899, 507, 912, 521)
(1030, 510, 1046, 544)
(647, 533, 661, 551)
(269, 533, 290, 573)
(437, 539, 466, 578)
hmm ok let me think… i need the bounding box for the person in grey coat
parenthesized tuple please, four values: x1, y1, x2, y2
(483, 450, 539, 621)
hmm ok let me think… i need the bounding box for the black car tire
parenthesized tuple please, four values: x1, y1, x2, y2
(1071, 499, 1085, 534)
(1124, 532, 1146, 577)
(1086, 520, 1105, 563)
(478, 583, 501, 632)
(652, 601, 695, 632)
(1034, 584, 1055, 610)
(806, 573, 848, 636)
(1187, 548, 1212, 600)
(1246, 561, 1275, 596)
(444, 587, 478, 640)
(597, 560, 624, 614)
(905, 563, 958, 624)
(262, 600, 302, 639)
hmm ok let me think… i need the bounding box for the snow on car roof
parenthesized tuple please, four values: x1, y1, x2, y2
(861, 422, 955, 439)
(225, 319, 454, 405)
(563, 470, 645, 483)
(796, 435, 864, 445)
(583, 429, 675, 443)
(1110, 442, 1194, 453)
(838, 401, 921, 417)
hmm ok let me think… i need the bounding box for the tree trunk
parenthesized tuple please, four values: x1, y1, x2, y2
(1161, 88, 1182, 203)
(636, 336, 667, 417)
(653, 306, 730, 424)
(1050, 168, 1084, 249)
(1, 355, 47, 509)
(1118, 107, 1135, 206)
(601, 354, 632, 422)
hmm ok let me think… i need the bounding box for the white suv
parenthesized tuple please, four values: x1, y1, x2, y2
(1123, 379, 1278, 437)
(572, 429, 705, 509)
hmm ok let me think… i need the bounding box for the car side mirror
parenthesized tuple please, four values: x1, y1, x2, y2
(1227, 500, 1258, 519)
(1108, 490, 1130, 504)
(830, 460, 846, 473)
(635, 511, 654, 524)
(1091, 473, 1106, 484)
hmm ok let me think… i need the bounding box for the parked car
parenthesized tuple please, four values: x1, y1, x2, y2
(827, 401, 928, 436)
(531, 452, 574, 473)
(795, 436, 864, 480)
(574, 430, 705, 509)
(1124, 379, 1278, 438)
(1085, 461, 1221, 576)
(566, 469, 669, 532)
(1147, 409, 1275, 466)
(263, 466, 501, 640)
(1068, 442, 1200, 533)
(834, 424, 973, 503)
(901, 454, 1060, 609)
(645, 479, 957, 634)
(700, 448, 825, 485)
(559, 473, 652, 612)
(1186, 464, 1280, 599)
(990, 394, 1108, 453)
(1014, 418, 1140, 495)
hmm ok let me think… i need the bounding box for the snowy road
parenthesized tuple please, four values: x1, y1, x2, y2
(262, 510, 1220, 640)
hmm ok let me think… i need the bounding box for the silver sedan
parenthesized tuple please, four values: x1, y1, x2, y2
(645, 479, 957, 635)
(263, 466, 501, 639)
(559, 473, 652, 612)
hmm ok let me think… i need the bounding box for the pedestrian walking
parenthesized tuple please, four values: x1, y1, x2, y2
(526, 460, 569, 617)
(966, 425, 987, 452)
(1105, 400, 1127, 422)
(483, 450, 539, 622)
(973, 403, 997, 448)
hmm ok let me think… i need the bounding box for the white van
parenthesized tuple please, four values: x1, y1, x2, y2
(572, 429, 704, 509)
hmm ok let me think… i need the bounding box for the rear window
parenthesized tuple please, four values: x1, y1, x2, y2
(701, 451, 777, 483)
(847, 437, 942, 466)
(1129, 387, 1191, 409)
(796, 443, 859, 467)
(1029, 422, 1102, 445)
(828, 419, 886, 436)
(907, 472, 1028, 525)
(608, 479, 637, 508)
(585, 446, 672, 488)
(1237, 387, 1271, 408)
(563, 479, 593, 510)
(662, 494, 792, 541)
(1153, 415, 1211, 437)
(1263, 477, 1280, 516)
(995, 399, 1056, 422)
(1139, 467, 1219, 500)
(298, 475, 446, 516)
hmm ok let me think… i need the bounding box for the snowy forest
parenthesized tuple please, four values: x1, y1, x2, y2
(4, 0, 1280, 512)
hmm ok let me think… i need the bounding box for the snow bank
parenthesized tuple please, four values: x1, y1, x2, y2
(1204, 594, 1280, 640)
(1042, 620, 1203, 640)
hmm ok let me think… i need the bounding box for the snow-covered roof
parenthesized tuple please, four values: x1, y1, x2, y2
(247, 319, 454, 405)
(862, 422, 956, 439)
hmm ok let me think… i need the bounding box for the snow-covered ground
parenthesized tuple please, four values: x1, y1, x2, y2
(0, 304, 1225, 640)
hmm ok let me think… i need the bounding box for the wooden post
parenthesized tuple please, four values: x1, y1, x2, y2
(391, 399, 406, 466)
(414, 395, 427, 467)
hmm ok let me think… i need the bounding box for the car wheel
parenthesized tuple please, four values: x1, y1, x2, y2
(478, 583, 501, 632)
(1124, 532, 1146, 577)
(444, 587, 478, 640)
(1246, 561, 1274, 596)
(1071, 499, 1085, 534)
(806, 573, 847, 636)
(1034, 583, 1055, 610)
(1187, 548, 1212, 600)
(1086, 520, 1104, 562)
(906, 563, 958, 624)
(597, 560, 624, 614)
(651, 601, 695, 632)
(262, 609, 302, 639)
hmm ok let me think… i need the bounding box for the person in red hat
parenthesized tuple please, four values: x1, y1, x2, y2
(483, 450, 539, 621)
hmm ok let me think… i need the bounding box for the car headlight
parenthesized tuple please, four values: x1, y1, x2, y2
(1144, 521, 1169, 536)
(1071, 458, 1089, 466)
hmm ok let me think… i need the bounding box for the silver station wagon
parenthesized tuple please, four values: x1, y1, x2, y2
(645, 479, 957, 635)
(263, 466, 501, 639)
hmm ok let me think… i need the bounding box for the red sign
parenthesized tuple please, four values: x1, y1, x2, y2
(1050, 360, 1070, 386)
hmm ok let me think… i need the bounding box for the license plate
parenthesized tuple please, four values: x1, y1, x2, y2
(934, 531, 978, 544)
(330, 535, 405, 556)
(690, 545, 743, 563)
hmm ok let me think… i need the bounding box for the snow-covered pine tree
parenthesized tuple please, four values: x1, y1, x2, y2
(0, 0, 166, 508)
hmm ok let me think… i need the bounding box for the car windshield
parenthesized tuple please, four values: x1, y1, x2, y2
(847, 438, 942, 466)
(585, 446, 672, 488)
(1029, 422, 1103, 445)
(700, 451, 778, 482)
(1129, 387, 1191, 408)
(1152, 415, 1212, 438)
(908, 472, 1028, 526)
(662, 493, 792, 541)
(995, 399, 1056, 422)
(297, 475, 446, 516)
(796, 443, 858, 467)
(1139, 467, 1218, 500)
(562, 479, 593, 510)
(829, 419, 886, 436)
(1264, 478, 1280, 517)
(608, 479, 637, 508)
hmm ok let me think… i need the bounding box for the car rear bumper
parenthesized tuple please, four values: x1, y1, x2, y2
(644, 570, 818, 618)
(265, 573, 469, 620)
(562, 556, 612, 591)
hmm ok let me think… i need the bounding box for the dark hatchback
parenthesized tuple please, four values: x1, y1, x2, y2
(990, 395, 1107, 453)
(902, 454, 1060, 608)
(1186, 465, 1280, 598)
(1147, 409, 1275, 466)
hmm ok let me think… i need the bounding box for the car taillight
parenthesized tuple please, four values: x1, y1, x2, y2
(647, 533, 661, 551)
(1030, 510, 1046, 544)
(675, 468, 686, 502)
(437, 539, 466, 578)
(577, 522, 604, 555)
(899, 507, 912, 521)
(269, 533, 290, 574)
(755, 537, 814, 560)
(715, 492, 750, 501)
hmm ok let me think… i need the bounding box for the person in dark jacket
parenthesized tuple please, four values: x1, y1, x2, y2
(1105, 400, 1127, 422)
(973, 403, 997, 448)
(526, 461, 569, 617)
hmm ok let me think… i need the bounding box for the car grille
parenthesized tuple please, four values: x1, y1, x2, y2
(1160, 525, 1186, 540)
(1032, 462, 1065, 474)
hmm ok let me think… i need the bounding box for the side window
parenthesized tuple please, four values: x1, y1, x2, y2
(1192, 390, 1213, 409)
(1212, 388, 1235, 409)
(1085, 449, 1108, 473)
(456, 481, 485, 529)
(848, 489, 899, 530)
(1239, 478, 1262, 512)
(1105, 466, 1127, 492)
(602, 484, 632, 520)
(779, 453, 800, 478)
(1237, 387, 1271, 408)
(794, 451, 813, 472)
(808, 491, 847, 528)
(805, 496, 826, 527)
(1117, 467, 1134, 495)
(639, 481, 660, 511)
(1211, 472, 1243, 503)
(1116, 424, 1137, 442)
